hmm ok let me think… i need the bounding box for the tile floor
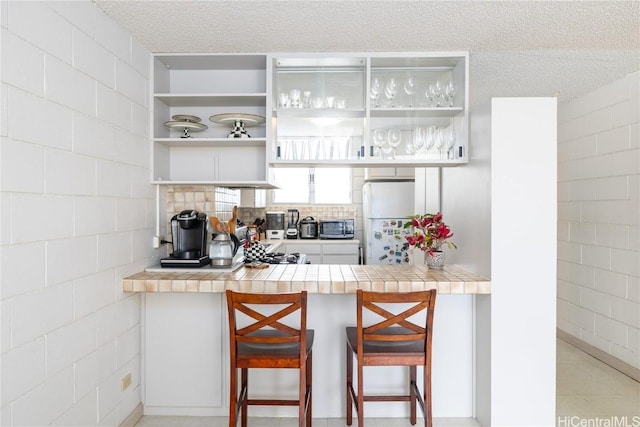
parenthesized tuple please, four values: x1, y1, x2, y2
(135, 339, 640, 427)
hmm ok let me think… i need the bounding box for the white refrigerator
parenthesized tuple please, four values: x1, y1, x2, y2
(362, 180, 415, 265)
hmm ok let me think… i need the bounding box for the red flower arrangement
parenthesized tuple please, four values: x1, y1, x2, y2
(403, 212, 457, 254)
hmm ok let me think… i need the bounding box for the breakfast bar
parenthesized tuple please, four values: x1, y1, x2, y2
(123, 264, 489, 419)
(122, 264, 490, 294)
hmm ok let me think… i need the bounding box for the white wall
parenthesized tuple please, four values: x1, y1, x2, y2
(445, 98, 558, 426)
(557, 71, 640, 370)
(1, 1, 154, 425)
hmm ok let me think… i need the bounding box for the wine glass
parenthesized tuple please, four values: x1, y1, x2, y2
(426, 84, 436, 108)
(387, 129, 402, 159)
(384, 77, 398, 107)
(445, 81, 456, 107)
(433, 80, 444, 107)
(412, 126, 425, 156)
(435, 127, 447, 158)
(445, 125, 456, 159)
(372, 129, 387, 158)
(370, 77, 382, 108)
(403, 76, 416, 107)
(424, 125, 436, 158)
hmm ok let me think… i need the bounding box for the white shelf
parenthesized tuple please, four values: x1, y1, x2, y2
(154, 93, 266, 107)
(154, 138, 266, 148)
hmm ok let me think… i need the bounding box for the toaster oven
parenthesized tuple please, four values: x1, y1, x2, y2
(319, 219, 355, 239)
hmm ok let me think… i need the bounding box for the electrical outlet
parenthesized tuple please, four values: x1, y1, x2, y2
(153, 235, 164, 249)
(121, 373, 132, 391)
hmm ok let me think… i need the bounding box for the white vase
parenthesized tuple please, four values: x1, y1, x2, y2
(426, 251, 445, 269)
(408, 249, 426, 266)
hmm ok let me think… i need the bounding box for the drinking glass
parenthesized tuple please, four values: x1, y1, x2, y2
(426, 85, 436, 108)
(302, 91, 312, 108)
(445, 126, 456, 159)
(424, 126, 436, 158)
(289, 89, 301, 108)
(433, 80, 444, 107)
(435, 127, 447, 158)
(403, 76, 416, 107)
(412, 126, 425, 155)
(370, 77, 382, 108)
(384, 77, 399, 107)
(372, 129, 387, 158)
(278, 92, 290, 108)
(387, 129, 402, 159)
(445, 81, 456, 107)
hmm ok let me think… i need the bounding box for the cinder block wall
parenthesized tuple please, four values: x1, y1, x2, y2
(1, 1, 154, 425)
(557, 71, 639, 371)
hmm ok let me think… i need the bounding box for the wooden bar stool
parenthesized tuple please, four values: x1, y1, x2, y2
(226, 290, 314, 427)
(346, 289, 436, 427)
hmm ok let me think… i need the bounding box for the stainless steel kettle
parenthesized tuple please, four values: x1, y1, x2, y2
(209, 232, 239, 267)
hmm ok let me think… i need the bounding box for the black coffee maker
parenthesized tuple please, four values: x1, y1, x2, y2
(161, 210, 209, 268)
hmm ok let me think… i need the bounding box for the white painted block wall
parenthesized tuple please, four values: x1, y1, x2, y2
(1, 1, 154, 425)
(557, 71, 640, 370)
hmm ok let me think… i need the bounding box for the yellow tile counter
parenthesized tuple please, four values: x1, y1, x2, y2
(122, 264, 490, 294)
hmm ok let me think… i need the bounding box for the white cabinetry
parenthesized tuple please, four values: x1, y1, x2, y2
(269, 52, 468, 168)
(152, 54, 274, 187)
(149, 52, 468, 185)
(321, 242, 360, 264)
(285, 240, 360, 265)
(364, 167, 415, 180)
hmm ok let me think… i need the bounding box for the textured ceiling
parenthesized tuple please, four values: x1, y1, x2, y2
(94, 0, 640, 106)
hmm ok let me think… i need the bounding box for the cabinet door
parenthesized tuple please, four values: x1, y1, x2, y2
(269, 55, 367, 165)
(145, 293, 225, 409)
(368, 53, 468, 166)
(365, 167, 415, 180)
(284, 243, 322, 255)
(323, 254, 359, 264)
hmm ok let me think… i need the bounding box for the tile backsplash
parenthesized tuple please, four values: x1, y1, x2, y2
(166, 186, 240, 221)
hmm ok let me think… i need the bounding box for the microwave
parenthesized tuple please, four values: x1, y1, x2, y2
(319, 219, 355, 239)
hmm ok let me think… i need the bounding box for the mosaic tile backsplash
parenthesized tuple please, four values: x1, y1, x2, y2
(165, 186, 363, 241)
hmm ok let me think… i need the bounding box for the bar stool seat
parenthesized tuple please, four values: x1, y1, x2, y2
(346, 289, 436, 427)
(226, 290, 313, 427)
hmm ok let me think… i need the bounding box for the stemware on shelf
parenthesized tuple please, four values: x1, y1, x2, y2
(387, 129, 402, 159)
(384, 77, 398, 107)
(424, 125, 436, 158)
(413, 126, 426, 155)
(445, 125, 456, 159)
(370, 77, 382, 108)
(445, 81, 456, 107)
(435, 127, 447, 159)
(372, 129, 387, 158)
(403, 77, 416, 107)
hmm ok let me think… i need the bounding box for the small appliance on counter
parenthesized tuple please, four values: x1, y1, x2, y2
(319, 219, 355, 239)
(286, 209, 300, 239)
(299, 216, 318, 239)
(266, 211, 285, 240)
(209, 232, 240, 268)
(161, 210, 210, 268)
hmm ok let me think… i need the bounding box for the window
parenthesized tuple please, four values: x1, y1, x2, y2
(272, 168, 351, 204)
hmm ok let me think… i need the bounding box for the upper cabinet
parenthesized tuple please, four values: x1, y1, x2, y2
(150, 52, 469, 187)
(151, 54, 273, 187)
(269, 52, 469, 168)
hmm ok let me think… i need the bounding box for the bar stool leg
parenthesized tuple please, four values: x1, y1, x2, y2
(346, 346, 353, 425)
(229, 366, 237, 427)
(409, 366, 417, 425)
(306, 352, 313, 427)
(425, 367, 432, 427)
(357, 362, 364, 427)
(241, 368, 248, 427)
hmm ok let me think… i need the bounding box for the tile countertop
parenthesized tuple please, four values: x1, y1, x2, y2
(122, 264, 490, 294)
